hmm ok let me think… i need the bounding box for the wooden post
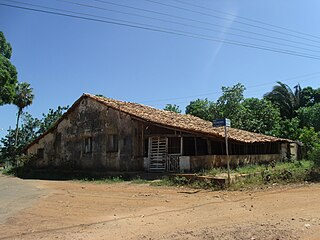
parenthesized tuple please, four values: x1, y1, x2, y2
(141, 123, 144, 156)
(225, 125, 231, 186)
(213, 118, 231, 186)
(148, 137, 151, 171)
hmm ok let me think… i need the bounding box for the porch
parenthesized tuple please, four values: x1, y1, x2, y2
(143, 134, 283, 172)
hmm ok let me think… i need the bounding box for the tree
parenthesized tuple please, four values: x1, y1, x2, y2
(2, 113, 40, 161)
(185, 98, 214, 121)
(0, 114, 39, 164)
(0, 128, 15, 164)
(239, 98, 281, 134)
(163, 104, 181, 113)
(0, 106, 68, 163)
(297, 103, 320, 132)
(0, 31, 18, 105)
(214, 83, 245, 128)
(271, 118, 301, 140)
(300, 86, 320, 107)
(264, 82, 302, 119)
(18, 112, 41, 147)
(298, 127, 320, 159)
(38, 106, 69, 134)
(13, 82, 34, 155)
(185, 84, 246, 127)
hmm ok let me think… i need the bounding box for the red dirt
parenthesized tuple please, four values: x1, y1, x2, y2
(0, 179, 320, 240)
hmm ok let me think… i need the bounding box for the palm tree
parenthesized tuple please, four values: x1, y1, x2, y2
(13, 82, 34, 155)
(264, 81, 301, 119)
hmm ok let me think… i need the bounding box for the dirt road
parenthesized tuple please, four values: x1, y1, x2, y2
(0, 174, 44, 224)
(0, 175, 320, 240)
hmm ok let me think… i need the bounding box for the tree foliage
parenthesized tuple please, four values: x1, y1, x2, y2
(0, 128, 15, 164)
(170, 82, 320, 164)
(300, 86, 320, 107)
(213, 83, 245, 128)
(38, 106, 69, 134)
(239, 98, 281, 134)
(0, 106, 68, 163)
(299, 127, 320, 159)
(13, 82, 34, 156)
(264, 82, 302, 119)
(0, 31, 18, 105)
(185, 84, 280, 134)
(0, 114, 39, 164)
(13, 82, 34, 111)
(163, 104, 182, 113)
(185, 98, 214, 121)
(310, 143, 320, 168)
(270, 118, 301, 141)
(297, 103, 320, 132)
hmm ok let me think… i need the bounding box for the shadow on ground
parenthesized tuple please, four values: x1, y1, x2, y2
(4, 167, 171, 181)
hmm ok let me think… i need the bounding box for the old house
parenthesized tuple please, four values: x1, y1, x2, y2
(26, 94, 297, 172)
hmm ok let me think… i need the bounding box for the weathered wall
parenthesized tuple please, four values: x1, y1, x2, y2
(27, 98, 144, 171)
(189, 154, 282, 171)
(289, 143, 299, 160)
(280, 142, 300, 161)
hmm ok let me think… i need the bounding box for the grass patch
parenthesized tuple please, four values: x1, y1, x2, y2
(2, 167, 18, 176)
(232, 160, 313, 190)
(233, 164, 267, 174)
(229, 175, 264, 190)
(130, 177, 150, 184)
(199, 168, 222, 177)
(149, 176, 219, 190)
(149, 176, 175, 187)
(199, 160, 314, 190)
(78, 176, 125, 184)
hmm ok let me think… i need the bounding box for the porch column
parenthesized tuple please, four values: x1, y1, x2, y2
(180, 137, 183, 155)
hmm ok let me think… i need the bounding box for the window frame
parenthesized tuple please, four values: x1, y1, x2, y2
(84, 137, 93, 153)
(106, 134, 118, 152)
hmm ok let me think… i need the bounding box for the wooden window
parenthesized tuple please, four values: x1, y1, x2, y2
(84, 137, 92, 153)
(106, 134, 118, 152)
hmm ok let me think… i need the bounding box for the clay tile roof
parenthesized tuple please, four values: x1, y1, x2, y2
(85, 94, 290, 144)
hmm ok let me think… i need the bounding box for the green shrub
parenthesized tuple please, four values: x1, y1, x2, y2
(309, 168, 320, 181)
(172, 176, 189, 185)
(310, 144, 320, 168)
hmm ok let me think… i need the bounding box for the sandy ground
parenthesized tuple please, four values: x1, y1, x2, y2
(0, 174, 320, 240)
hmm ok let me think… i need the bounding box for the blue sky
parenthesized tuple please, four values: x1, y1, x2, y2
(1, 0, 320, 139)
